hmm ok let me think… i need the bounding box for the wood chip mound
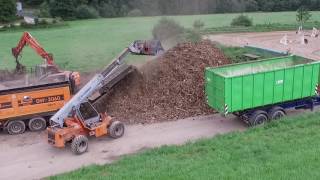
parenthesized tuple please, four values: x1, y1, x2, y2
(99, 40, 230, 124)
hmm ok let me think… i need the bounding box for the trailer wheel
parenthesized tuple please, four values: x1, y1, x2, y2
(7, 120, 26, 135)
(249, 110, 268, 126)
(29, 117, 47, 132)
(108, 121, 125, 139)
(269, 107, 286, 121)
(71, 135, 89, 155)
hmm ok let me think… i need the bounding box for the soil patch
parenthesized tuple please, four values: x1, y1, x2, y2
(97, 40, 230, 124)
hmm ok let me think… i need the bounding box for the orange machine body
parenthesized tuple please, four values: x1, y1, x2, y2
(0, 81, 72, 127)
(47, 113, 112, 148)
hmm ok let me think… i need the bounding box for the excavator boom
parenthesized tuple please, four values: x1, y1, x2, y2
(11, 32, 81, 90)
(12, 32, 54, 65)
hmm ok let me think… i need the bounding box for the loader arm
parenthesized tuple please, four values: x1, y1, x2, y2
(50, 48, 133, 127)
(50, 39, 163, 127)
(12, 32, 54, 65)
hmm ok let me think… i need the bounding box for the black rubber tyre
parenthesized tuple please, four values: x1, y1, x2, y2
(249, 110, 268, 127)
(108, 121, 125, 139)
(7, 120, 26, 135)
(71, 135, 89, 155)
(269, 107, 286, 121)
(29, 117, 47, 132)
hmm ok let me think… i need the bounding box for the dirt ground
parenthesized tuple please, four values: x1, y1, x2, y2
(0, 115, 246, 180)
(205, 31, 320, 60)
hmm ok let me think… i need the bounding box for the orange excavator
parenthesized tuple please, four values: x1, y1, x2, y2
(11, 32, 80, 90)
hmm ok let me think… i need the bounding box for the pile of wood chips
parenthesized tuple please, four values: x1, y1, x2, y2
(99, 40, 230, 124)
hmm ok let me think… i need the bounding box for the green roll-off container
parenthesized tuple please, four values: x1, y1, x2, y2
(205, 56, 320, 115)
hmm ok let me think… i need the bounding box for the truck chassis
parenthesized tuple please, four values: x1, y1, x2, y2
(235, 96, 320, 126)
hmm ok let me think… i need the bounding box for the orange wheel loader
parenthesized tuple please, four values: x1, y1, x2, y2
(47, 41, 163, 154)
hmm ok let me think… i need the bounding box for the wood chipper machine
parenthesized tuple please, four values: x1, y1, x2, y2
(47, 41, 163, 155)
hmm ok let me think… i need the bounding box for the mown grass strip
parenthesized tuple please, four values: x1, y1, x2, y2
(51, 112, 320, 180)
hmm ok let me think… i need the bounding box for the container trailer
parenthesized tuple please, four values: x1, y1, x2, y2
(205, 55, 320, 126)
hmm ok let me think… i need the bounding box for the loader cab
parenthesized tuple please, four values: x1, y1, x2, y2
(77, 102, 101, 128)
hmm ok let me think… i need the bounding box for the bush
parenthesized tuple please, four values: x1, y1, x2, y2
(152, 17, 185, 41)
(98, 3, 115, 18)
(185, 29, 202, 42)
(49, 0, 76, 20)
(38, 19, 49, 25)
(231, 15, 253, 27)
(0, 0, 16, 23)
(34, 18, 39, 25)
(20, 21, 33, 28)
(76, 5, 99, 19)
(25, 0, 45, 6)
(39, 2, 51, 17)
(193, 20, 205, 30)
(127, 9, 143, 17)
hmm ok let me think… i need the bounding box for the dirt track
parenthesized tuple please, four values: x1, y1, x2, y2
(0, 115, 246, 180)
(205, 31, 320, 60)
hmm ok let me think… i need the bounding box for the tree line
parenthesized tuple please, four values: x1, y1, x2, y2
(1, 0, 320, 22)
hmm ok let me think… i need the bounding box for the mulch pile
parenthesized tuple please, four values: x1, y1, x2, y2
(0, 70, 21, 82)
(98, 40, 230, 124)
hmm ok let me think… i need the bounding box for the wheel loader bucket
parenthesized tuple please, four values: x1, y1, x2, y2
(129, 40, 164, 56)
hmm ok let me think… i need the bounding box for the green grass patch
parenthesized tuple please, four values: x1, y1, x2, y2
(1, 11, 319, 72)
(51, 112, 320, 179)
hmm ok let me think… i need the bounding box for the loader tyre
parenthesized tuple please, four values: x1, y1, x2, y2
(109, 121, 125, 139)
(269, 107, 286, 121)
(71, 135, 88, 155)
(29, 117, 47, 131)
(7, 120, 26, 135)
(249, 110, 268, 127)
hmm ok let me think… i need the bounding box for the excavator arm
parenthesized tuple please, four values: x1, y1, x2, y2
(50, 48, 133, 127)
(12, 32, 55, 66)
(11, 32, 81, 90)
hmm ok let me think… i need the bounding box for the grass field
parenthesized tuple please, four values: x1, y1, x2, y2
(1, 11, 320, 72)
(51, 112, 320, 179)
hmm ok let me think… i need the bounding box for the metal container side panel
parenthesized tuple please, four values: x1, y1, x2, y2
(205, 70, 225, 113)
(283, 68, 295, 101)
(226, 74, 256, 112)
(205, 70, 214, 108)
(225, 63, 320, 113)
(0, 86, 72, 121)
(252, 73, 264, 107)
(313, 64, 320, 92)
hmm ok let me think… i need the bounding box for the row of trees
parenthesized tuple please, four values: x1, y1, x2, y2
(1, 0, 319, 22)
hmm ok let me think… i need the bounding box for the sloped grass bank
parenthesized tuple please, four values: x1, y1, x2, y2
(51, 112, 320, 179)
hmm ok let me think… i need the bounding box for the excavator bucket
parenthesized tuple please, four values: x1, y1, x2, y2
(129, 40, 164, 56)
(14, 59, 26, 74)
